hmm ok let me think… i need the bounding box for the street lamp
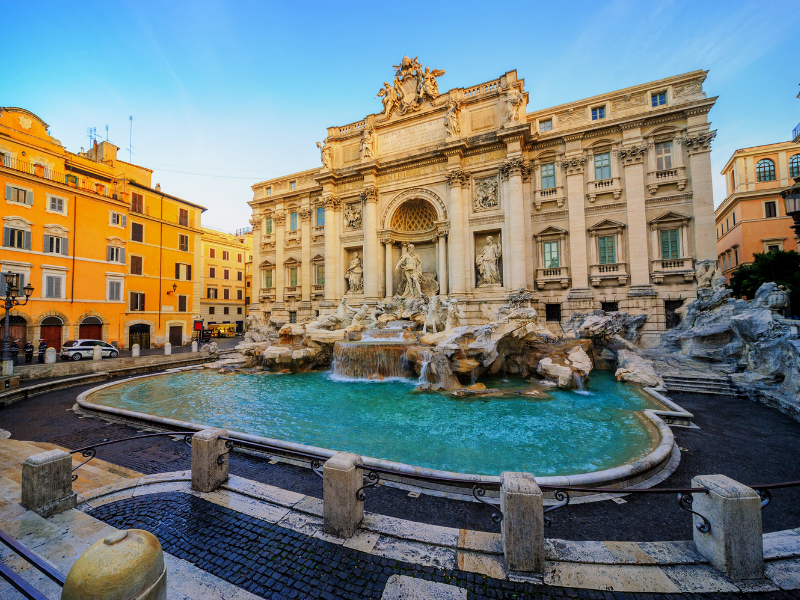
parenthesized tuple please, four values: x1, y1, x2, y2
(2, 272, 34, 369)
(780, 176, 800, 241)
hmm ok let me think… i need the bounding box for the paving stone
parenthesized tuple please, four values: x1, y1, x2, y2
(660, 564, 741, 593)
(765, 558, 800, 590)
(544, 562, 680, 593)
(457, 550, 507, 579)
(381, 574, 467, 599)
(372, 536, 457, 570)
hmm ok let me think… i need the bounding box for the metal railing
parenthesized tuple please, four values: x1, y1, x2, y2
(0, 156, 113, 198)
(0, 529, 66, 600)
(793, 122, 800, 141)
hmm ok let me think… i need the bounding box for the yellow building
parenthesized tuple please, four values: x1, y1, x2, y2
(0, 106, 205, 352)
(199, 228, 252, 335)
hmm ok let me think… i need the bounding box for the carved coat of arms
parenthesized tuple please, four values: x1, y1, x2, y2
(376, 55, 445, 119)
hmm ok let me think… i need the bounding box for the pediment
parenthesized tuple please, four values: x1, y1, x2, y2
(284, 257, 301, 266)
(311, 254, 325, 263)
(44, 223, 69, 235)
(2, 215, 33, 229)
(534, 226, 568, 237)
(259, 259, 274, 268)
(650, 211, 691, 224)
(587, 219, 626, 231)
(106, 236, 126, 247)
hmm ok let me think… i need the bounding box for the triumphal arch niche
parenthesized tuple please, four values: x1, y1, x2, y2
(250, 55, 717, 343)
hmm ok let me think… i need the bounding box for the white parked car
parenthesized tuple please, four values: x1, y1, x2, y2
(60, 340, 119, 361)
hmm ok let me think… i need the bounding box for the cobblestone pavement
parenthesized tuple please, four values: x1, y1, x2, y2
(0, 377, 799, 541)
(88, 491, 800, 600)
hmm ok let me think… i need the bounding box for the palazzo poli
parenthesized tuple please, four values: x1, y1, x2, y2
(249, 58, 718, 345)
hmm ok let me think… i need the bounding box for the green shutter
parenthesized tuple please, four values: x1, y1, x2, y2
(660, 229, 680, 259)
(598, 236, 615, 264)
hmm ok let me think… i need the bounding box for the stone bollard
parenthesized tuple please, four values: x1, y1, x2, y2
(132, 343, 140, 357)
(323, 452, 363, 538)
(191, 428, 229, 492)
(44, 347, 57, 364)
(192, 341, 198, 353)
(500, 471, 544, 573)
(21, 450, 77, 517)
(1, 359, 12, 376)
(691, 474, 763, 580)
(164, 342, 171, 356)
(62, 529, 166, 600)
(92, 345, 102, 361)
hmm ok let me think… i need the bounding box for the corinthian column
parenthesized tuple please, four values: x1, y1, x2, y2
(620, 145, 651, 286)
(446, 170, 467, 295)
(322, 196, 338, 305)
(502, 157, 527, 289)
(685, 130, 718, 261)
(273, 211, 286, 309)
(437, 232, 448, 295)
(249, 215, 261, 309)
(300, 207, 312, 305)
(384, 240, 393, 298)
(564, 158, 589, 289)
(361, 187, 379, 300)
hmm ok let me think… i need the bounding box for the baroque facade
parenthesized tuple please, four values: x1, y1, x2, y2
(249, 60, 718, 345)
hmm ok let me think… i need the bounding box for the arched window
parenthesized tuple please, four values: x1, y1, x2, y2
(756, 159, 776, 182)
(789, 154, 800, 179)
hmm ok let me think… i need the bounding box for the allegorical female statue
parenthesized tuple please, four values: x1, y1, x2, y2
(346, 253, 364, 293)
(476, 236, 502, 286)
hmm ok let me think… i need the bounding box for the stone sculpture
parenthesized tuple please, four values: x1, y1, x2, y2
(376, 82, 398, 117)
(476, 236, 502, 286)
(378, 56, 446, 117)
(360, 127, 374, 160)
(474, 177, 498, 210)
(695, 259, 716, 289)
(423, 295, 440, 334)
(344, 203, 362, 229)
(345, 253, 364, 293)
(503, 87, 524, 126)
(316, 141, 331, 169)
(444, 298, 463, 330)
(444, 100, 460, 138)
(348, 303, 378, 329)
(395, 244, 424, 297)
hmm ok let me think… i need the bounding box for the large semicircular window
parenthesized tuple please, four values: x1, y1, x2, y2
(390, 199, 437, 232)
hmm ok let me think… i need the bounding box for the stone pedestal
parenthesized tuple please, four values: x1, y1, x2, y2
(45, 348, 57, 364)
(191, 341, 198, 353)
(1, 360, 12, 376)
(21, 449, 77, 517)
(132, 343, 140, 357)
(164, 342, 172, 356)
(191, 428, 229, 493)
(92, 345, 102, 361)
(500, 471, 544, 573)
(691, 474, 763, 580)
(323, 452, 363, 538)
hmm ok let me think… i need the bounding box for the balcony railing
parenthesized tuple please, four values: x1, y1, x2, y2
(647, 166, 687, 194)
(794, 122, 800, 142)
(651, 257, 695, 283)
(0, 156, 113, 198)
(535, 266, 570, 289)
(590, 262, 629, 286)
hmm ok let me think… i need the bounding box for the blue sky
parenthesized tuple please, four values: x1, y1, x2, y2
(2, 0, 797, 232)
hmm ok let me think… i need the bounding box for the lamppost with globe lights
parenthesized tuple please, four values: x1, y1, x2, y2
(2, 272, 34, 371)
(780, 176, 800, 242)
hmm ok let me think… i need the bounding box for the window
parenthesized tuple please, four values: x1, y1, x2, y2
(3, 227, 31, 249)
(223, 307, 229, 315)
(790, 154, 800, 178)
(108, 280, 122, 301)
(237, 253, 242, 263)
(290, 212, 298, 231)
(765, 201, 777, 218)
(768, 245, 780, 252)
(209, 307, 215, 315)
(209, 267, 216, 279)
(179, 208, 189, 227)
(289, 267, 298, 287)
(223, 251, 230, 261)
(545, 304, 562, 322)
(49, 196, 65, 213)
(237, 271, 243, 281)
(223, 269, 230, 280)
(246, 296, 250, 305)
(45, 275, 63, 299)
(598, 235, 616, 264)
(756, 159, 776, 182)
(223, 289, 230, 300)
(130, 255, 143, 275)
(106, 246, 125, 264)
(660, 229, 681, 259)
(175, 263, 192, 280)
(179, 235, 189, 252)
(289, 311, 297, 323)
(539, 119, 552, 132)
(130, 292, 145, 311)
(732, 212, 736, 226)
(734, 248, 739, 265)
(131, 192, 144, 214)
(601, 301, 619, 312)
(4, 184, 32, 205)
(264, 270, 273, 288)
(178, 295, 187, 312)
(316, 265, 325, 285)
(594, 152, 611, 180)
(237, 289, 243, 300)
(543, 241, 559, 268)
(591, 106, 605, 120)
(655, 142, 672, 170)
(541, 163, 555, 189)
(237, 307, 242, 315)
(316, 207, 324, 227)
(210, 248, 216, 258)
(290, 181, 296, 190)
(208, 287, 218, 299)
(131, 222, 144, 242)
(266, 187, 272, 196)
(726, 218, 729, 231)
(265, 218, 273, 235)
(651, 92, 667, 107)
(43, 235, 68, 256)
(110, 212, 127, 227)
(0, 272, 24, 296)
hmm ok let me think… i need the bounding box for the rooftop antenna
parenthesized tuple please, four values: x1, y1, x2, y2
(105, 124, 108, 141)
(127, 116, 134, 162)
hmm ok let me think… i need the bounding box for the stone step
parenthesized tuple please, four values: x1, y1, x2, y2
(664, 383, 745, 397)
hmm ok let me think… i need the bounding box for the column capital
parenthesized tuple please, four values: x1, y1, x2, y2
(561, 156, 586, 176)
(299, 207, 312, 221)
(684, 130, 717, 155)
(323, 195, 340, 210)
(360, 186, 378, 203)
(446, 169, 470, 187)
(620, 145, 648, 166)
(500, 157, 526, 180)
(273, 210, 286, 225)
(248, 216, 261, 227)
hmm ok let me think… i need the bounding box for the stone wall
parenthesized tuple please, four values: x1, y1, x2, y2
(11, 353, 209, 381)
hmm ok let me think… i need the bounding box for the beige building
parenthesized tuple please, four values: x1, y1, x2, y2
(249, 59, 718, 344)
(199, 228, 252, 333)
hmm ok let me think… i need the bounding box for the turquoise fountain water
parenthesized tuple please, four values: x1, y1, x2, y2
(88, 370, 665, 476)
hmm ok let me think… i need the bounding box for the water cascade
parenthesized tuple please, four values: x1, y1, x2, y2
(332, 328, 414, 380)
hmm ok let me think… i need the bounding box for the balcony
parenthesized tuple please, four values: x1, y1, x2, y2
(534, 187, 565, 210)
(590, 262, 629, 286)
(794, 122, 800, 144)
(1, 156, 113, 198)
(651, 258, 695, 284)
(586, 177, 622, 202)
(312, 284, 324, 297)
(535, 266, 570, 289)
(284, 286, 300, 301)
(259, 288, 276, 302)
(647, 166, 687, 195)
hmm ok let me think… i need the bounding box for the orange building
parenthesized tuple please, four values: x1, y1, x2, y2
(0, 106, 205, 352)
(716, 141, 800, 283)
(198, 228, 252, 334)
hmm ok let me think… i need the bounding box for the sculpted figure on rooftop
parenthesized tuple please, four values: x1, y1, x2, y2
(316, 140, 331, 169)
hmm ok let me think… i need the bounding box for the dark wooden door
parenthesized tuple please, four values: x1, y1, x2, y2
(40, 325, 62, 351)
(169, 326, 182, 347)
(9, 323, 27, 355)
(79, 324, 102, 340)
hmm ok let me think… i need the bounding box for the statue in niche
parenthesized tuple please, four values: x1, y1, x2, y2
(360, 127, 375, 160)
(395, 243, 424, 298)
(474, 177, 498, 210)
(316, 140, 331, 169)
(503, 87, 524, 126)
(444, 100, 461, 138)
(476, 236, 502, 286)
(344, 203, 362, 229)
(345, 253, 364, 293)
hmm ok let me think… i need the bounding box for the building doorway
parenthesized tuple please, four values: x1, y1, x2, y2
(129, 324, 150, 350)
(665, 300, 684, 330)
(5, 315, 27, 356)
(40, 317, 63, 351)
(79, 316, 103, 340)
(169, 326, 183, 347)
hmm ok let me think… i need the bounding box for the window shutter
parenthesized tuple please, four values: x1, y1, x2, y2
(43, 234, 51, 253)
(130, 293, 135, 311)
(23, 231, 32, 250)
(671, 230, 679, 258)
(25, 191, 33, 205)
(175, 263, 180, 280)
(54, 277, 62, 298)
(0, 276, 5, 296)
(2, 227, 9, 247)
(121, 215, 127, 227)
(107, 246, 112, 261)
(187, 265, 192, 281)
(119, 249, 126, 264)
(660, 232, 669, 259)
(46, 277, 54, 298)
(62, 238, 69, 256)
(4, 185, 11, 201)
(598, 237, 607, 264)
